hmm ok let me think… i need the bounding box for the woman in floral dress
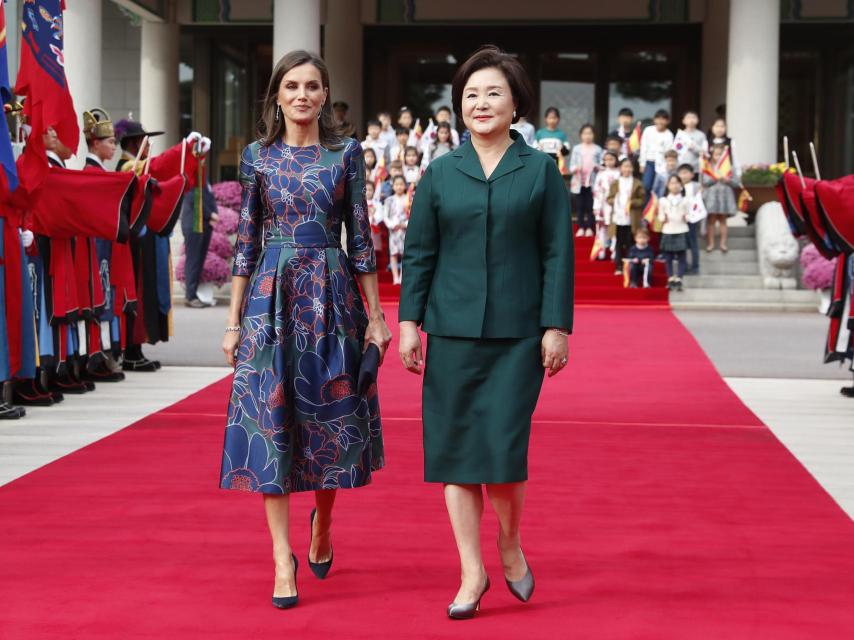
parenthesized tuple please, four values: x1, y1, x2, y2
(220, 50, 392, 609)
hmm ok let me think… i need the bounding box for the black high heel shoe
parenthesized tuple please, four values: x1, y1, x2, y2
(308, 508, 333, 579)
(447, 577, 490, 620)
(271, 553, 299, 609)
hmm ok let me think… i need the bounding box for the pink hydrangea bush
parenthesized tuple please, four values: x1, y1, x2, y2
(208, 230, 234, 260)
(214, 206, 239, 235)
(175, 252, 231, 287)
(211, 181, 241, 210)
(800, 244, 837, 290)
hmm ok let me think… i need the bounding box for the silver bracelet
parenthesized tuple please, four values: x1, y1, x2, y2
(225, 325, 241, 333)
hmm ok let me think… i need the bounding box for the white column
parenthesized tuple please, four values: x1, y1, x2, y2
(140, 20, 180, 148)
(324, 0, 363, 134)
(273, 0, 321, 63)
(701, 0, 729, 124)
(725, 0, 780, 166)
(62, 0, 103, 166)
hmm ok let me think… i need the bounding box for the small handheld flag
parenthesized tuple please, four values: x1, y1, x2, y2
(717, 147, 733, 180)
(737, 188, 752, 213)
(627, 122, 642, 154)
(642, 192, 659, 227)
(557, 153, 568, 176)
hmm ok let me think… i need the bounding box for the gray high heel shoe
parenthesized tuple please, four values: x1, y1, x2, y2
(447, 577, 491, 620)
(505, 554, 535, 602)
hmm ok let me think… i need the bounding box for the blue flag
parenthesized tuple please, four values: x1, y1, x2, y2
(0, 3, 18, 191)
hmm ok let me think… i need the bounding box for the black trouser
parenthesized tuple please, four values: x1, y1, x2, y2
(629, 260, 652, 287)
(613, 225, 633, 270)
(182, 226, 212, 300)
(687, 221, 700, 272)
(576, 186, 594, 230)
(664, 251, 687, 279)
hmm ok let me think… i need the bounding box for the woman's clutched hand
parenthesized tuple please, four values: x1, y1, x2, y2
(365, 313, 393, 363)
(398, 321, 424, 375)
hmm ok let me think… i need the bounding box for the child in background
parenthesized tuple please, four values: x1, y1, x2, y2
(607, 157, 645, 276)
(379, 160, 404, 201)
(535, 107, 571, 163)
(362, 119, 389, 162)
(627, 228, 655, 288)
(403, 146, 422, 185)
(707, 117, 738, 171)
(389, 127, 411, 165)
(383, 174, 410, 285)
(673, 110, 707, 173)
(592, 151, 620, 260)
(640, 109, 674, 199)
(609, 107, 635, 158)
(569, 123, 603, 237)
(678, 163, 703, 274)
(365, 181, 384, 259)
(423, 121, 455, 167)
(658, 174, 691, 291)
(604, 135, 624, 160)
(377, 111, 397, 149)
(363, 147, 378, 184)
(702, 143, 739, 253)
(653, 150, 679, 197)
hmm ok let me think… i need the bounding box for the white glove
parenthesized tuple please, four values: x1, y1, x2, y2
(199, 137, 212, 154)
(21, 229, 34, 248)
(185, 131, 202, 144)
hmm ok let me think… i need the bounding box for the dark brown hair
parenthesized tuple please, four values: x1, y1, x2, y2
(451, 45, 533, 125)
(258, 50, 343, 149)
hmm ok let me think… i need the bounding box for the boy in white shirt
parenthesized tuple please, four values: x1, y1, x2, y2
(639, 109, 674, 200)
(362, 119, 389, 163)
(673, 110, 708, 173)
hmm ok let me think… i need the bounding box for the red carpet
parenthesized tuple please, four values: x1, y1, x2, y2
(2, 307, 853, 639)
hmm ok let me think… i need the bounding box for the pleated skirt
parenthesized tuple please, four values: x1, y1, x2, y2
(422, 334, 544, 484)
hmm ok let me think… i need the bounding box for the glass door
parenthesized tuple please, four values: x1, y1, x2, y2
(538, 52, 597, 147)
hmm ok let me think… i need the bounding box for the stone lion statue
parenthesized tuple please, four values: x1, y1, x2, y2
(755, 202, 800, 289)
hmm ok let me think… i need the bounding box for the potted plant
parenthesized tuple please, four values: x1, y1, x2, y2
(740, 162, 794, 213)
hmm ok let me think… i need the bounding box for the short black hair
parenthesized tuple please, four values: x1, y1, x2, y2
(677, 163, 695, 174)
(618, 108, 634, 117)
(395, 127, 409, 136)
(605, 135, 622, 145)
(578, 123, 595, 135)
(682, 109, 698, 118)
(544, 106, 560, 120)
(366, 119, 381, 128)
(602, 151, 619, 164)
(620, 157, 635, 169)
(654, 109, 671, 120)
(452, 45, 533, 125)
(392, 174, 407, 184)
(436, 105, 451, 115)
(404, 145, 419, 155)
(332, 101, 349, 110)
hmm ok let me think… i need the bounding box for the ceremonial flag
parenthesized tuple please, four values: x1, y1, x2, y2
(737, 187, 752, 213)
(0, 4, 18, 191)
(717, 147, 733, 180)
(642, 192, 658, 226)
(557, 152, 568, 175)
(15, 0, 78, 192)
(627, 121, 642, 154)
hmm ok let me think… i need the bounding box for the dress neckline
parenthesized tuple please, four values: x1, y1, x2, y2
(277, 138, 322, 150)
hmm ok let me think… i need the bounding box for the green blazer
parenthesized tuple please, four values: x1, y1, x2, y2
(399, 130, 574, 338)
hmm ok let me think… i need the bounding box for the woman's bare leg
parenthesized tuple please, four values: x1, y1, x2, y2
(264, 494, 296, 597)
(444, 483, 489, 603)
(310, 489, 336, 563)
(485, 482, 528, 581)
(706, 215, 716, 250)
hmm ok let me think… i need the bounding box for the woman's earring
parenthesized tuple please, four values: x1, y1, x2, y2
(275, 104, 280, 121)
(318, 104, 324, 120)
(513, 110, 517, 119)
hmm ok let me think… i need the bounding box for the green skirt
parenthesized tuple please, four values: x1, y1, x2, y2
(422, 334, 545, 484)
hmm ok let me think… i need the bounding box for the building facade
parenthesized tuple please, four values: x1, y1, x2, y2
(5, 0, 854, 178)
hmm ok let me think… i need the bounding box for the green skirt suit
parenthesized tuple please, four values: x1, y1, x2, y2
(399, 131, 574, 484)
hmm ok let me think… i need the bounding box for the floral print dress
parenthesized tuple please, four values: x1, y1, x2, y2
(220, 138, 384, 494)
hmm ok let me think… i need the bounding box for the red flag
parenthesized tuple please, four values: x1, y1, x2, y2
(15, 0, 78, 192)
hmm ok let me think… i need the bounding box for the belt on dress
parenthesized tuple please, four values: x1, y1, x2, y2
(263, 236, 341, 249)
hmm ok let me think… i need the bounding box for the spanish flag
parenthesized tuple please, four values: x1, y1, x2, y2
(701, 155, 718, 181)
(717, 147, 733, 180)
(642, 192, 659, 227)
(413, 118, 423, 141)
(737, 187, 752, 212)
(557, 153, 568, 175)
(627, 122, 642, 154)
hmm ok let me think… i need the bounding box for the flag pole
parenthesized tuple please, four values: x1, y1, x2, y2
(143, 143, 152, 174)
(783, 136, 789, 169)
(132, 135, 149, 173)
(809, 142, 821, 181)
(179, 137, 186, 176)
(791, 150, 806, 189)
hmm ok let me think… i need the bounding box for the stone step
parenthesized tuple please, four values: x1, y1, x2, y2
(692, 261, 760, 275)
(700, 249, 758, 263)
(682, 275, 764, 289)
(699, 236, 755, 250)
(669, 287, 818, 312)
(719, 225, 756, 238)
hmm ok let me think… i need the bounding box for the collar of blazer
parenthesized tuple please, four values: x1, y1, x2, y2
(453, 129, 531, 183)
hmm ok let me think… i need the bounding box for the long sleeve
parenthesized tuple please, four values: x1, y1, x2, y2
(539, 159, 574, 332)
(639, 127, 652, 165)
(399, 164, 438, 325)
(343, 141, 376, 273)
(232, 144, 262, 277)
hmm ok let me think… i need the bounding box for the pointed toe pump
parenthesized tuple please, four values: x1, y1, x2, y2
(271, 554, 299, 609)
(447, 577, 491, 620)
(308, 508, 334, 580)
(505, 555, 535, 603)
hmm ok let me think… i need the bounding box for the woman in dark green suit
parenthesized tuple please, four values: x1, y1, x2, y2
(399, 46, 574, 620)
